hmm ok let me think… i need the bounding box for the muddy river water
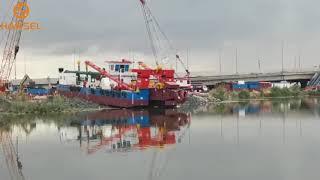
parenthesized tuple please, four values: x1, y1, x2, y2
(1, 98, 320, 180)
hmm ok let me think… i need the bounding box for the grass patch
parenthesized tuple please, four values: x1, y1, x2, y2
(208, 85, 306, 101)
(307, 90, 320, 96)
(238, 91, 250, 99)
(209, 86, 227, 101)
(269, 85, 305, 97)
(0, 95, 101, 115)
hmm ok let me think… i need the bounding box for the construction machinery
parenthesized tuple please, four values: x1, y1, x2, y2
(57, 0, 190, 107)
(138, 0, 190, 77)
(0, 0, 27, 92)
(17, 74, 30, 93)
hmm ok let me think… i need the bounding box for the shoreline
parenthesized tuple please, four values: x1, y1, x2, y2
(1, 93, 318, 118)
(213, 95, 309, 104)
(0, 95, 118, 117)
(0, 107, 116, 116)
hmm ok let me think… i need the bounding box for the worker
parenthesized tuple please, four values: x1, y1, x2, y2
(83, 80, 87, 88)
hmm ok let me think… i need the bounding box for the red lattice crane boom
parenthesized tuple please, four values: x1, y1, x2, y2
(0, 0, 27, 91)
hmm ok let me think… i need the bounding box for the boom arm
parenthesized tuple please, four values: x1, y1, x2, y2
(138, 0, 190, 76)
(0, 0, 27, 85)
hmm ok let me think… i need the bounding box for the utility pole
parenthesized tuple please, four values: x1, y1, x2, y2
(73, 49, 76, 71)
(219, 49, 222, 74)
(281, 40, 284, 73)
(176, 56, 178, 73)
(132, 50, 135, 69)
(235, 48, 238, 74)
(187, 49, 189, 70)
(258, 58, 261, 73)
(78, 49, 81, 72)
(298, 55, 301, 72)
(293, 56, 297, 71)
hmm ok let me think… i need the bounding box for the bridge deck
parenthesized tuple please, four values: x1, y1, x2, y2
(189, 71, 316, 86)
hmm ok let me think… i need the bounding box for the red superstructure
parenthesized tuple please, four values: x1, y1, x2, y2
(131, 68, 175, 89)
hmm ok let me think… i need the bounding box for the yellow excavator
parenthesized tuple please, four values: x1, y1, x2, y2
(17, 74, 30, 94)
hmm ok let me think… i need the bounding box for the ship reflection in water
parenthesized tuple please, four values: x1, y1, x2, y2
(59, 109, 191, 154)
(4, 98, 320, 180)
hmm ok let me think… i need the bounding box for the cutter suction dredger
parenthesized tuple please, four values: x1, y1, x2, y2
(58, 0, 192, 108)
(57, 59, 190, 108)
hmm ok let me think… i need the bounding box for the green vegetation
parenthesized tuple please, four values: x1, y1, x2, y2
(208, 85, 306, 102)
(307, 90, 320, 96)
(209, 87, 254, 101)
(269, 85, 304, 97)
(209, 86, 227, 101)
(238, 90, 250, 99)
(0, 95, 101, 115)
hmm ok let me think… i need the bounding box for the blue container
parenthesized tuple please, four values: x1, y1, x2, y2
(248, 84, 260, 89)
(245, 82, 260, 90)
(27, 88, 49, 96)
(246, 81, 258, 85)
(232, 84, 248, 90)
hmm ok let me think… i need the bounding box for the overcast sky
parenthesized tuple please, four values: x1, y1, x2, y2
(1, 0, 320, 78)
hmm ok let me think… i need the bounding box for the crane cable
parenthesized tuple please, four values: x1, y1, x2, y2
(140, 1, 190, 75)
(145, 5, 172, 66)
(140, 3, 159, 66)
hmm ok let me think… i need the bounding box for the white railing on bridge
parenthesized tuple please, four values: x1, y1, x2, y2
(186, 68, 319, 77)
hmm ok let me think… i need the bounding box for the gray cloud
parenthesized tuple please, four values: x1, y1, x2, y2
(22, 0, 289, 51)
(2, 0, 320, 77)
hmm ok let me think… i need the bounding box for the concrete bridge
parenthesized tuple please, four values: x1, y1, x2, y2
(190, 71, 317, 88)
